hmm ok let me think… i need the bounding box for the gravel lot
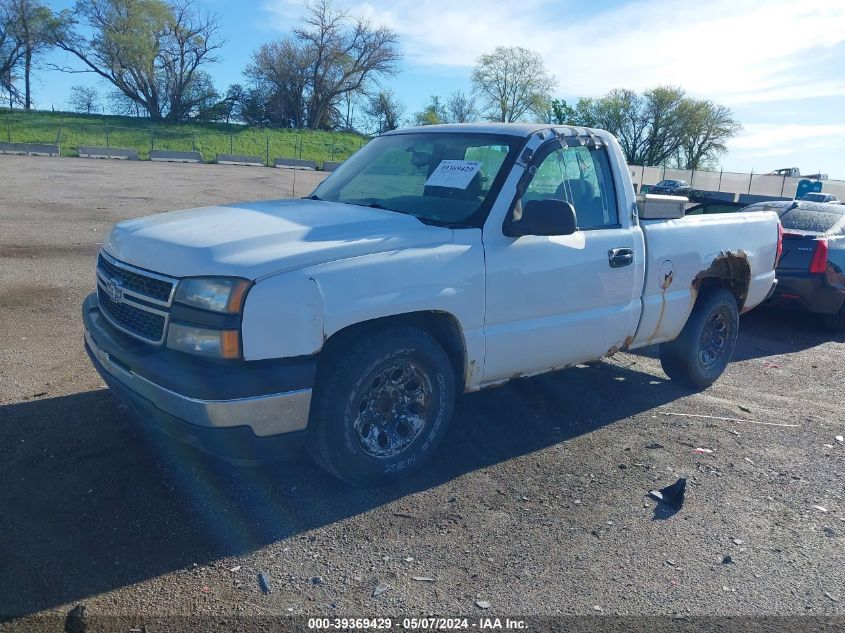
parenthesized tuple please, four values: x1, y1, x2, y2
(2, 155, 844, 628)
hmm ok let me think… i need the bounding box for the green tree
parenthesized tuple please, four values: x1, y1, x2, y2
(471, 46, 556, 122)
(412, 95, 445, 126)
(6, 0, 57, 108)
(563, 86, 740, 168)
(68, 83, 98, 113)
(49, 0, 222, 121)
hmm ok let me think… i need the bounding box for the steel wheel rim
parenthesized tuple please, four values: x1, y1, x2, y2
(352, 359, 433, 459)
(700, 310, 729, 367)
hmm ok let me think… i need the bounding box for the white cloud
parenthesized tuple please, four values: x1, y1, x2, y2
(729, 123, 845, 158)
(262, 0, 845, 104)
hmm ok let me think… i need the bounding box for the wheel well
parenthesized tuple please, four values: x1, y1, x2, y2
(320, 312, 468, 390)
(692, 251, 751, 310)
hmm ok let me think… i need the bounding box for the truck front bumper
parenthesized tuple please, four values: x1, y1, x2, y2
(82, 293, 315, 462)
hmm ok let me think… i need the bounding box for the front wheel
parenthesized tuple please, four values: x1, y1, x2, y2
(660, 288, 739, 390)
(307, 327, 456, 486)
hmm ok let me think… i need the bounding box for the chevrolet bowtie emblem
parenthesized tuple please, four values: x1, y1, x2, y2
(106, 278, 124, 303)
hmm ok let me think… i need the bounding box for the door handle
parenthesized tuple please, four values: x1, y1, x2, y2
(608, 247, 634, 268)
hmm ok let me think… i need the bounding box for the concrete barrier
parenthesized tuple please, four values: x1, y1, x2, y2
(321, 161, 342, 172)
(150, 150, 202, 163)
(0, 142, 60, 157)
(78, 146, 139, 160)
(217, 153, 264, 167)
(738, 193, 791, 205)
(274, 157, 317, 170)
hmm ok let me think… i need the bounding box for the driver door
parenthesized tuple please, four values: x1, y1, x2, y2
(481, 142, 641, 384)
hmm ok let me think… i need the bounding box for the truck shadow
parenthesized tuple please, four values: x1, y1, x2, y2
(632, 307, 842, 364)
(0, 360, 738, 619)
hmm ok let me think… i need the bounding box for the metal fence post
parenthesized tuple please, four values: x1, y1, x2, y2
(105, 124, 109, 148)
(747, 169, 753, 195)
(718, 169, 723, 192)
(150, 128, 154, 152)
(266, 136, 270, 166)
(230, 134, 233, 154)
(781, 175, 786, 197)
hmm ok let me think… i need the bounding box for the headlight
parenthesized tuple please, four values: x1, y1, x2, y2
(174, 277, 251, 313)
(167, 323, 241, 359)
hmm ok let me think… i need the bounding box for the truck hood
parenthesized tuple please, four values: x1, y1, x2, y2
(103, 199, 453, 279)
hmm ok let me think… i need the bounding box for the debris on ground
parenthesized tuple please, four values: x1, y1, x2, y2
(825, 592, 839, 603)
(475, 600, 491, 609)
(662, 411, 799, 428)
(258, 572, 272, 594)
(648, 478, 687, 509)
(64, 604, 87, 633)
(312, 576, 323, 585)
(692, 447, 714, 454)
(372, 584, 389, 597)
(836, 436, 844, 444)
(722, 555, 733, 564)
(732, 538, 744, 545)
(403, 556, 414, 562)
(593, 605, 603, 612)
(813, 505, 828, 513)
(412, 576, 436, 582)
(645, 442, 664, 449)
(739, 405, 752, 413)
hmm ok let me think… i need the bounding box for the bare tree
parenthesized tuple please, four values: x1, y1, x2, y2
(49, 0, 222, 121)
(295, 0, 400, 129)
(471, 46, 556, 122)
(68, 84, 98, 113)
(246, 37, 311, 128)
(444, 89, 476, 123)
(365, 89, 403, 134)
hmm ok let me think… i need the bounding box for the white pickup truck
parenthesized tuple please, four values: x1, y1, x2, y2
(83, 124, 781, 485)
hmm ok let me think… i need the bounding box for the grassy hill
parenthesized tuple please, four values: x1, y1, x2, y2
(0, 109, 369, 166)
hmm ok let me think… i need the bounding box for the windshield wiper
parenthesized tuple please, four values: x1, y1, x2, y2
(303, 194, 323, 201)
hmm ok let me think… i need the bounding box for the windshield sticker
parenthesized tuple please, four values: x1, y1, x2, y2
(424, 160, 483, 189)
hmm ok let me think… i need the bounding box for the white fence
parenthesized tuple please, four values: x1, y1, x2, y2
(630, 165, 845, 201)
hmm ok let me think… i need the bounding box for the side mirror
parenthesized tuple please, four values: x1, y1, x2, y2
(505, 199, 577, 237)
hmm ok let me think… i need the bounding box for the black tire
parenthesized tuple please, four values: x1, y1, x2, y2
(659, 288, 739, 390)
(307, 326, 456, 486)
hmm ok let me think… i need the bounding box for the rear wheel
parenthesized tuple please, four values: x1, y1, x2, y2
(660, 288, 739, 390)
(307, 326, 455, 486)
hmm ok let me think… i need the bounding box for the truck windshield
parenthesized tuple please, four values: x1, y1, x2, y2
(311, 132, 522, 227)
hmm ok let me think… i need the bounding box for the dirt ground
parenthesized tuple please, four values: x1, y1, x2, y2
(1, 155, 844, 629)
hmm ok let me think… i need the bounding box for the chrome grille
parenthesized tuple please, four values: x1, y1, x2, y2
(96, 252, 176, 344)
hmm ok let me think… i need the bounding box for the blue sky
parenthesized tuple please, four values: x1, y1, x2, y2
(34, 0, 845, 178)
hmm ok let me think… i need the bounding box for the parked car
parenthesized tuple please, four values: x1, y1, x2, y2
(82, 123, 780, 485)
(744, 200, 845, 329)
(799, 192, 838, 203)
(650, 179, 692, 195)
